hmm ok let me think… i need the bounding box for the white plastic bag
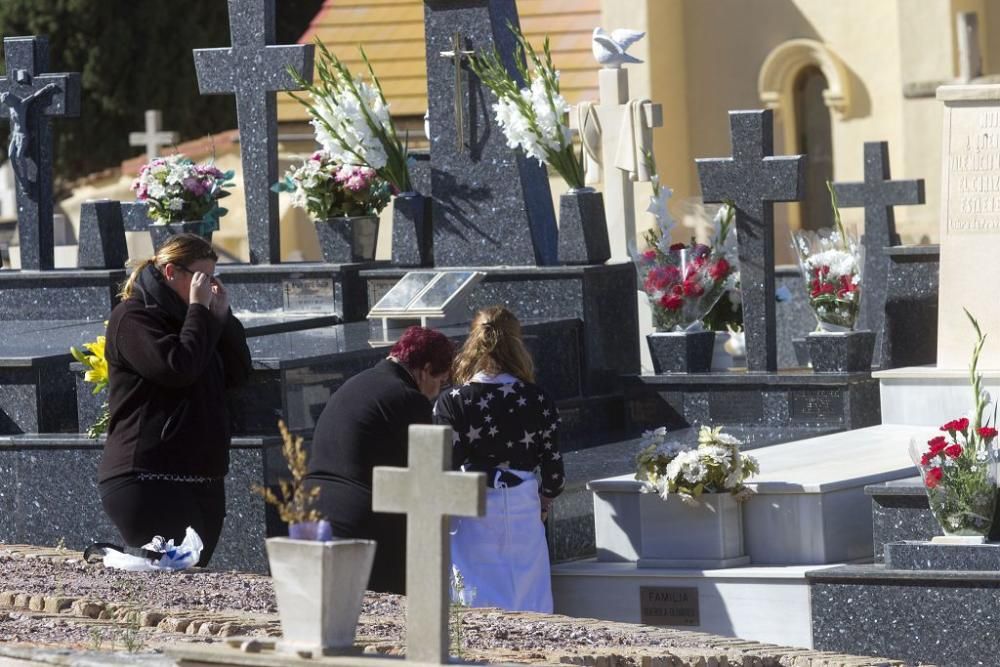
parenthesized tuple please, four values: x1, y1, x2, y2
(102, 526, 204, 572)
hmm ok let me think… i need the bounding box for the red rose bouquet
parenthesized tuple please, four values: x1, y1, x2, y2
(791, 183, 862, 331)
(637, 188, 737, 332)
(909, 310, 999, 537)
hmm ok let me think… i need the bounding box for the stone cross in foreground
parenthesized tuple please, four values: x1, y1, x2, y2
(0, 36, 80, 271)
(372, 425, 485, 664)
(193, 0, 314, 265)
(696, 110, 805, 373)
(833, 142, 924, 368)
(129, 109, 178, 160)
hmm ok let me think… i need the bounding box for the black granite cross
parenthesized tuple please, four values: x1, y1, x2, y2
(833, 142, 925, 368)
(0, 36, 80, 271)
(193, 0, 314, 265)
(696, 110, 805, 373)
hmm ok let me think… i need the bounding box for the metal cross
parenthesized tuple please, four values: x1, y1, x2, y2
(129, 109, 179, 160)
(372, 425, 485, 664)
(439, 33, 474, 152)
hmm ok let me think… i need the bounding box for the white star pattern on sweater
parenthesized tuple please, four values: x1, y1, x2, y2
(499, 383, 517, 397)
(466, 426, 482, 442)
(520, 431, 535, 447)
(516, 397, 527, 407)
(450, 388, 461, 397)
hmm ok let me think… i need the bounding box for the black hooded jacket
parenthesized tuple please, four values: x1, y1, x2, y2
(98, 265, 253, 482)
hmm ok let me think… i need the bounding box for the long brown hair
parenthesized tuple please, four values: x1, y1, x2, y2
(118, 233, 218, 300)
(452, 306, 535, 384)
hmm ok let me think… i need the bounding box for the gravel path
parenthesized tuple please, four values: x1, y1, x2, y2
(0, 546, 906, 666)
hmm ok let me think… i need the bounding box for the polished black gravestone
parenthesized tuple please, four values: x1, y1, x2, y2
(696, 110, 805, 372)
(77, 200, 127, 270)
(884, 245, 939, 367)
(423, 0, 558, 267)
(833, 142, 925, 369)
(0, 36, 81, 271)
(193, 0, 314, 265)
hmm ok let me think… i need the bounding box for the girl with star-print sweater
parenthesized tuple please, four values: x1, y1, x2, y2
(434, 306, 564, 613)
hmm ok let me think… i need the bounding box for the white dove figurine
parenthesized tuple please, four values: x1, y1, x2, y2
(591, 27, 645, 68)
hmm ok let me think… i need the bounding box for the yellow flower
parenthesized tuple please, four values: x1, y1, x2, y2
(71, 334, 109, 391)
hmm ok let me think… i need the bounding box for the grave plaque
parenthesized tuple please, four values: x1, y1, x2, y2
(937, 85, 1000, 368)
(639, 586, 700, 627)
(281, 278, 336, 312)
(789, 389, 843, 423)
(709, 390, 764, 424)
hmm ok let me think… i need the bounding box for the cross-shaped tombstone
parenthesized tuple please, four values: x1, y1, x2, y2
(129, 109, 178, 160)
(832, 141, 925, 368)
(0, 36, 80, 271)
(193, 0, 314, 265)
(696, 110, 805, 373)
(372, 425, 485, 664)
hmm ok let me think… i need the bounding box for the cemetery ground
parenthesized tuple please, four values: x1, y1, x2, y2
(0, 545, 908, 667)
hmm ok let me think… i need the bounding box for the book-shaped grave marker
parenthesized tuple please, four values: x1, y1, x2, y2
(367, 270, 485, 343)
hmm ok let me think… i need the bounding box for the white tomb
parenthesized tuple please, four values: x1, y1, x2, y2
(553, 423, 937, 648)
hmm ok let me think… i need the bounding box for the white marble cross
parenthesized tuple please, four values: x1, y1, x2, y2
(128, 109, 178, 160)
(372, 425, 485, 664)
(573, 65, 662, 261)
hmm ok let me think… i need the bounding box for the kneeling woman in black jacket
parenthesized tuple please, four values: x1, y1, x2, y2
(98, 233, 252, 567)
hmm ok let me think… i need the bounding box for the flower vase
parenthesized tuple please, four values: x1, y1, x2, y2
(924, 470, 999, 539)
(558, 187, 611, 265)
(392, 192, 432, 267)
(635, 492, 748, 568)
(314, 216, 379, 264)
(646, 331, 716, 374)
(806, 329, 876, 373)
(266, 537, 376, 656)
(148, 222, 214, 251)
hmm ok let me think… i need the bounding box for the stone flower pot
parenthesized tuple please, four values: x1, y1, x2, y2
(315, 216, 379, 265)
(391, 192, 433, 267)
(148, 222, 214, 251)
(806, 330, 876, 373)
(558, 187, 611, 265)
(635, 492, 748, 568)
(646, 331, 716, 373)
(266, 537, 376, 656)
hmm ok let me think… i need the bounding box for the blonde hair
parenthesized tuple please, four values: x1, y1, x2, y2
(452, 306, 535, 384)
(118, 233, 218, 300)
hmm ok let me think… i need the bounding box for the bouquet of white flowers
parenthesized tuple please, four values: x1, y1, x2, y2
(131, 154, 234, 231)
(469, 25, 584, 189)
(289, 41, 412, 193)
(635, 425, 759, 504)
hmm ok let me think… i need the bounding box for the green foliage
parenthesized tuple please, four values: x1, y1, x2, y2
(0, 1, 321, 187)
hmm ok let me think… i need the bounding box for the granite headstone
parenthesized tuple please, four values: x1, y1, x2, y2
(423, 0, 558, 267)
(833, 142, 924, 369)
(696, 110, 805, 372)
(193, 0, 314, 265)
(0, 36, 81, 271)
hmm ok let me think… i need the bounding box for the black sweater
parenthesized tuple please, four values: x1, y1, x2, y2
(98, 266, 253, 482)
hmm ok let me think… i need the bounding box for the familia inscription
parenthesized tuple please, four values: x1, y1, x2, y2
(936, 85, 1000, 368)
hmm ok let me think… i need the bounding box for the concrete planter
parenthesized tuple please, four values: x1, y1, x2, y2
(591, 477, 748, 568)
(266, 537, 376, 656)
(646, 331, 716, 373)
(314, 216, 379, 264)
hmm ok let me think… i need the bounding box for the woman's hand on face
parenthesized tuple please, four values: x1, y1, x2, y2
(189, 271, 214, 307)
(209, 277, 230, 321)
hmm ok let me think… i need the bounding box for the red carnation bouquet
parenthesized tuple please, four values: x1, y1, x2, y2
(909, 310, 1000, 537)
(637, 194, 737, 333)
